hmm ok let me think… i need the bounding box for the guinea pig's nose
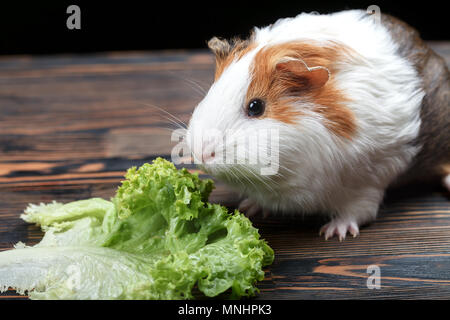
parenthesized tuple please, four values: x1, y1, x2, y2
(201, 142, 216, 163)
(190, 134, 218, 164)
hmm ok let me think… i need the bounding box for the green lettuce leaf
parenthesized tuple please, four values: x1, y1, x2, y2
(0, 158, 274, 300)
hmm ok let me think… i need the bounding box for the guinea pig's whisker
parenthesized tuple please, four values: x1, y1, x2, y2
(232, 166, 261, 193)
(166, 71, 209, 96)
(231, 161, 279, 195)
(156, 126, 187, 134)
(182, 77, 209, 96)
(166, 117, 187, 131)
(246, 168, 278, 194)
(152, 114, 185, 131)
(228, 167, 243, 185)
(136, 102, 188, 129)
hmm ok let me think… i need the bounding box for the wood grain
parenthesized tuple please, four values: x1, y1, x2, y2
(0, 44, 449, 300)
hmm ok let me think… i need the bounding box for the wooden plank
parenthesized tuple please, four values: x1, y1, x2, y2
(0, 43, 449, 299)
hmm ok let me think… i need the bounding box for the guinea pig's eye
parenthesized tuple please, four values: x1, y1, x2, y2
(247, 99, 266, 117)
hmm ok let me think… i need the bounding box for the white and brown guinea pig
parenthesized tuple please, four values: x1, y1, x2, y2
(185, 10, 450, 240)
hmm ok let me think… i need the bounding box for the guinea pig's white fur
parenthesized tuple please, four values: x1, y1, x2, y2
(186, 10, 426, 240)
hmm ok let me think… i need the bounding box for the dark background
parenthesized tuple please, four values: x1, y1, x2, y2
(0, 0, 448, 55)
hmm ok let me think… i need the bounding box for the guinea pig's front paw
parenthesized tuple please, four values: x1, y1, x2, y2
(238, 198, 271, 218)
(319, 218, 359, 241)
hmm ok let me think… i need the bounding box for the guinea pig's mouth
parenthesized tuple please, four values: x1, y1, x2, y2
(186, 129, 281, 179)
(200, 150, 216, 165)
(199, 161, 268, 184)
(188, 137, 217, 166)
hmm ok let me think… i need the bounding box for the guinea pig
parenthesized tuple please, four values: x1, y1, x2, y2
(185, 10, 450, 240)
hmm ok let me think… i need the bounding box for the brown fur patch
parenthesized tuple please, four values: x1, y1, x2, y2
(246, 41, 356, 138)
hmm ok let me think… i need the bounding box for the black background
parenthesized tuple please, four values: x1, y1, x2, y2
(0, 0, 448, 55)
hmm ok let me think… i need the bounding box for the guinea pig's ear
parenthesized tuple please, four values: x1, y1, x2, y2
(275, 58, 330, 90)
(208, 37, 232, 62)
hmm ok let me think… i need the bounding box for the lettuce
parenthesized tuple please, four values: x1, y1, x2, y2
(0, 158, 274, 300)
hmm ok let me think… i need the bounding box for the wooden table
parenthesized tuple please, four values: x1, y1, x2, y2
(1, 43, 449, 300)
